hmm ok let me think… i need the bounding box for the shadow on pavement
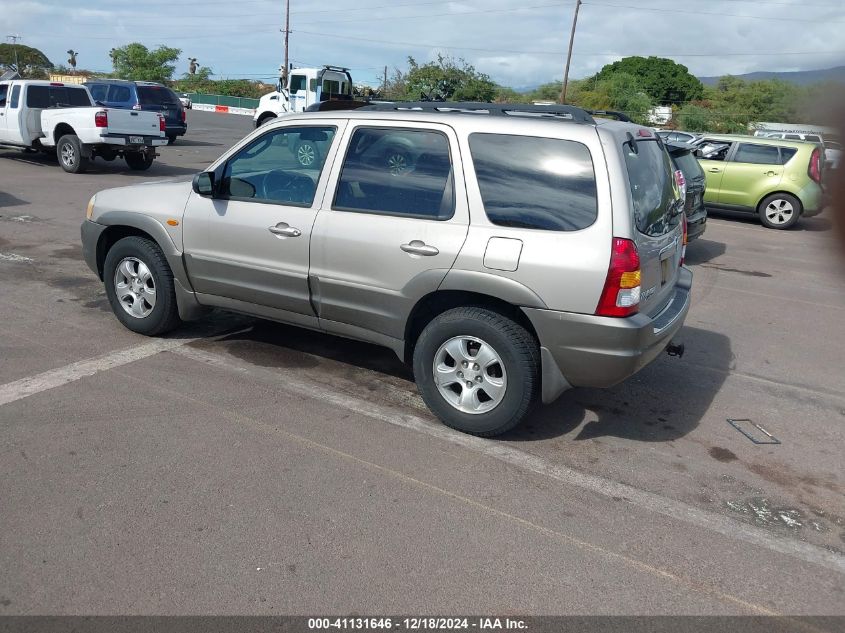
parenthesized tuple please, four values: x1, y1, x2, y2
(504, 325, 731, 442)
(0, 191, 29, 208)
(0, 148, 200, 177)
(684, 238, 726, 265)
(191, 318, 730, 445)
(706, 207, 831, 232)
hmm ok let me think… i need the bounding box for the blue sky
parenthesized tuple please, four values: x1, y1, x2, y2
(2, 0, 844, 89)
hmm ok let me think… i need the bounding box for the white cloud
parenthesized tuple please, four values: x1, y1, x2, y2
(1, 0, 842, 87)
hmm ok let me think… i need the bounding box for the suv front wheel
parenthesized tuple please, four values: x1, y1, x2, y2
(103, 236, 181, 336)
(413, 307, 540, 437)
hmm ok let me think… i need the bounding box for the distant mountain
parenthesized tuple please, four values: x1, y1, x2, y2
(698, 65, 845, 86)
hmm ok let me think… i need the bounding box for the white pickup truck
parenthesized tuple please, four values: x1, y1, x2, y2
(0, 79, 166, 173)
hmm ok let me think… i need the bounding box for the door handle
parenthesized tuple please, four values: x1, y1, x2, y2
(764, 170, 777, 176)
(708, 167, 721, 173)
(268, 222, 301, 238)
(400, 240, 439, 256)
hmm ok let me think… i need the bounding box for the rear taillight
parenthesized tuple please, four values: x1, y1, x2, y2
(94, 110, 108, 128)
(681, 214, 688, 266)
(181, 109, 186, 123)
(674, 169, 686, 201)
(158, 114, 166, 132)
(595, 238, 641, 318)
(809, 147, 821, 184)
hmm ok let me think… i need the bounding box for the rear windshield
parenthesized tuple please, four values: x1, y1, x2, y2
(671, 150, 704, 180)
(469, 133, 598, 232)
(136, 85, 180, 106)
(624, 138, 678, 237)
(26, 85, 91, 108)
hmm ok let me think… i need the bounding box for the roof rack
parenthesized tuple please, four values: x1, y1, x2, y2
(357, 101, 596, 124)
(585, 110, 632, 123)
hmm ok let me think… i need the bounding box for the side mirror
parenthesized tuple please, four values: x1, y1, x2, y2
(693, 149, 703, 158)
(192, 171, 215, 196)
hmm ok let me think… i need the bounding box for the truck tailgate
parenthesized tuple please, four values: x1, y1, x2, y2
(106, 109, 162, 137)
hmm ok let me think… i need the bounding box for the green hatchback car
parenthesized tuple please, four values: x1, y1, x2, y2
(692, 134, 825, 229)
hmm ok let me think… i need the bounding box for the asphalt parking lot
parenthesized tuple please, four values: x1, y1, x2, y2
(0, 110, 843, 616)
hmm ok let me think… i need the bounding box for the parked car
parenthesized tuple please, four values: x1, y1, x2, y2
(665, 141, 706, 241)
(80, 102, 690, 437)
(84, 79, 187, 144)
(692, 134, 825, 229)
(657, 130, 699, 144)
(0, 79, 166, 173)
(178, 93, 192, 110)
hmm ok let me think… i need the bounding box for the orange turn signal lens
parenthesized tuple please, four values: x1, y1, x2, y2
(619, 270, 641, 289)
(166, 219, 179, 226)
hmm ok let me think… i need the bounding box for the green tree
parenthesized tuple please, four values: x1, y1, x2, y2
(575, 73, 654, 124)
(593, 56, 703, 105)
(402, 55, 498, 102)
(0, 43, 52, 78)
(109, 43, 181, 82)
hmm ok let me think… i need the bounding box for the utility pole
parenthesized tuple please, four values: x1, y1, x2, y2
(559, 0, 582, 104)
(6, 34, 21, 74)
(382, 66, 388, 95)
(282, 0, 290, 86)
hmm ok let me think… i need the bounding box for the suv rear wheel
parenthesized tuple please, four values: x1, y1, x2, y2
(103, 236, 181, 336)
(124, 151, 154, 171)
(413, 307, 539, 437)
(758, 193, 801, 229)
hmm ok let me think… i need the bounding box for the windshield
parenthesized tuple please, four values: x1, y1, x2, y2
(137, 85, 180, 106)
(624, 138, 680, 237)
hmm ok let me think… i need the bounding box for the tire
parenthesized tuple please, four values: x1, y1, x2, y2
(294, 140, 320, 168)
(384, 147, 412, 175)
(258, 113, 276, 127)
(167, 135, 177, 145)
(57, 134, 88, 173)
(413, 307, 540, 437)
(125, 151, 154, 171)
(103, 236, 182, 336)
(758, 193, 801, 229)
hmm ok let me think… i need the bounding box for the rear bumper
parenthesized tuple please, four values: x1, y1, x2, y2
(797, 182, 825, 217)
(687, 214, 707, 240)
(165, 123, 187, 137)
(524, 267, 692, 403)
(98, 133, 167, 147)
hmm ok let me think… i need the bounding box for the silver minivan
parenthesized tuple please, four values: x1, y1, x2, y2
(81, 103, 691, 436)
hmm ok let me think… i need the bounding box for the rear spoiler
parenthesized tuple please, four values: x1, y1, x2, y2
(585, 110, 632, 123)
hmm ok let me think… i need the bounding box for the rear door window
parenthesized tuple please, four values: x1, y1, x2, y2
(10, 85, 20, 108)
(469, 133, 597, 231)
(733, 143, 780, 165)
(334, 127, 455, 220)
(624, 138, 678, 237)
(108, 85, 131, 102)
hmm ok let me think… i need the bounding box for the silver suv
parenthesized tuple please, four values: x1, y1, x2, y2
(81, 103, 691, 436)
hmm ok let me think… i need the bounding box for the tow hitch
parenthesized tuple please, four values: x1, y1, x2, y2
(666, 341, 685, 358)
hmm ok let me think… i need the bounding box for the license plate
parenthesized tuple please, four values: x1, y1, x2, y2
(129, 136, 144, 145)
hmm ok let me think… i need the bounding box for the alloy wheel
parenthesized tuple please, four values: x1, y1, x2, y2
(433, 336, 507, 414)
(113, 257, 156, 318)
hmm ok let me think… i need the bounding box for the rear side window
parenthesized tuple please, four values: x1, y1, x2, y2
(334, 127, 455, 220)
(26, 85, 90, 108)
(779, 148, 798, 165)
(805, 135, 821, 143)
(785, 134, 801, 140)
(108, 85, 131, 102)
(469, 133, 597, 231)
(624, 138, 678, 237)
(734, 143, 780, 165)
(87, 84, 107, 101)
(137, 86, 179, 106)
(10, 85, 20, 108)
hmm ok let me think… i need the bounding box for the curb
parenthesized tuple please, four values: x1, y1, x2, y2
(192, 103, 255, 117)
